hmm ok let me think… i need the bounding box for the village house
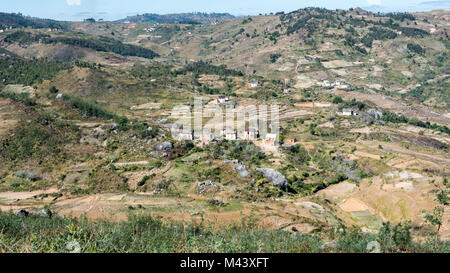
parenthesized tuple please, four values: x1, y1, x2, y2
(221, 127, 237, 140)
(217, 95, 230, 104)
(225, 131, 238, 140)
(178, 131, 194, 141)
(249, 80, 259, 88)
(336, 81, 350, 90)
(263, 133, 278, 146)
(321, 79, 333, 87)
(174, 127, 194, 141)
(284, 137, 296, 145)
(320, 79, 350, 90)
(244, 127, 259, 140)
(201, 132, 215, 143)
(342, 108, 357, 116)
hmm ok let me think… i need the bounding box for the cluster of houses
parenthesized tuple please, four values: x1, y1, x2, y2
(320, 79, 350, 90)
(0, 26, 13, 33)
(173, 126, 278, 146)
(0, 26, 58, 33)
(143, 27, 156, 33)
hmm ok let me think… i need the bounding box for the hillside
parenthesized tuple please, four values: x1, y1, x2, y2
(0, 9, 449, 253)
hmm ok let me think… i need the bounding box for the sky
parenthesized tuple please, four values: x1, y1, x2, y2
(1, 0, 449, 21)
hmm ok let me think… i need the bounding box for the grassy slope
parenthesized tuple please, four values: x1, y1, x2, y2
(1, 212, 449, 253)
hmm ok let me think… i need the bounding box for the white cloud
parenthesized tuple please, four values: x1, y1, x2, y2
(367, 0, 382, 5)
(66, 0, 81, 6)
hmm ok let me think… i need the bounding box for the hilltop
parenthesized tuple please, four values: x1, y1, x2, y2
(0, 12, 67, 30)
(117, 12, 235, 24)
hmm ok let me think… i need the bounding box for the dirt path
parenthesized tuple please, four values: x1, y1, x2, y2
(0, 188, 59, 201)
(360, 140, 450, 169)
(113, 161, 150, 167)
(332, 90, 450, 126)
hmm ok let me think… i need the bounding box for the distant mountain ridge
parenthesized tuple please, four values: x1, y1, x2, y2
(117, 12, 235, 24)
(0, 12, 67, 30)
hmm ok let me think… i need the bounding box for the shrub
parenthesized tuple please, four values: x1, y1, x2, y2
(332, 96, 343, 104)
(49, 86, 59, 94)
(407, 43, 424, 55)
(378, 222, 412, 252)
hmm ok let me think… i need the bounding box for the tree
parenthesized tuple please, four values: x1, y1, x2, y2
(269, 53, 281, 63)
(423, 180, 449, 240)
(424, 207, 444, 234)
(378, 222, 412, 252)
(332, 96, 343, 104)
(49, 86, 59, 94)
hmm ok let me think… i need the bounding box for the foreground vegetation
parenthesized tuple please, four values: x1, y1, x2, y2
(0, 212, 448, 253)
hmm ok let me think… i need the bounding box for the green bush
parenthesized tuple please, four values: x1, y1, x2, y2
(407, 43, 424, 55)
(332, 96, 343, 104)
(0, 90, 36, 106)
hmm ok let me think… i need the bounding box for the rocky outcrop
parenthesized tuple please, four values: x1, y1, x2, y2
(226, 160, 251, 178)
(93, 127, 106, 137)
(198, 180, 219, 194)
(295, 201, 325, 212)
(16, 170, 41, 181)
(154, 142, 173, 151)
(256, 168, 287, 189)
(235, 163, 251, 178)
(31, 208, 53, 218)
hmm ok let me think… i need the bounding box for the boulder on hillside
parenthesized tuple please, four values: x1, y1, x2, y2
(32, 208, 53, 218)
(154, 142, 173, 151)
(234, 162, 251, 178)
(93, 127, 106, 137)
(226, 160, 251, 178)
(198, 180, 219, 194)
(256, 168, 287, 189)
(16, 170, 41, 181)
